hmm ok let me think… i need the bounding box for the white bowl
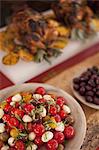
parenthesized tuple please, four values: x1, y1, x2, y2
(71, 70, 99, 110)
(71, 85, 99, 110)
(0, 83, 86, 150)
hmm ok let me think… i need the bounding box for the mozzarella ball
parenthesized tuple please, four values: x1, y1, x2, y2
(43, 95, 51, 100)
(33, 94, 42, 100)
(10, 101, 15, 106)
(26, 144, 38, 150)
(31, 144, 38, 150)
(22, 115, 32, 122)
(40, 107, 46, 117)
(8, 137, 15, 146)
(12, 93, 22, 102)
(0, 108, 4, 119)
(63, 105, 71, 114)
(29, 132, 36, 141)
(42, 131, 53, 142)
(55, 122, 64, 132)
(0, 123, 5, 133)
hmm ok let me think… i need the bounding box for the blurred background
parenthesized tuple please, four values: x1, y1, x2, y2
(1, 0, 56, 27)
(1, 0, 99, 27)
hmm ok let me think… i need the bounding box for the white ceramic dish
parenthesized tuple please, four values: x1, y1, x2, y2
(71, 85, 99, 110)
(71, 68, 99, 110)
(0, 83, 86, 150)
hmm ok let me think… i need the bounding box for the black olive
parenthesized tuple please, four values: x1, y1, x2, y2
(85, 91, 94, 97)
(85, 96, 93, 103)
(93, 97, 99, 105)
(96, 78, 99, 85)
(73, 84, 79, 91)
(80, 82, 86, 87)
(79, 87, 86, 96)
(64, 116, 74, 125)
(96, 91, 99, 97)
(92, 66, 98, 72)
(85, 85, 92, 91)
(88, 79, 96, 87)
(73, 77, 80, 84)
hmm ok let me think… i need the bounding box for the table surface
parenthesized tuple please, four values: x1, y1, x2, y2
(46, 52, 99, 120)
(0, 52, 99, 121)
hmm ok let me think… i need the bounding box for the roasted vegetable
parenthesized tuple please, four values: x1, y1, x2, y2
(18, 49, 33, 61)
(51, 38, 68, 49)
(52, 0, 97, 40)
(56, 26, 70, 37)
(0, 7, 69, 65)
(1, 3, 97, 65)
(2, 52, 19, 65)
(92, 19, 99, 32)
(48, 19, 60, 27)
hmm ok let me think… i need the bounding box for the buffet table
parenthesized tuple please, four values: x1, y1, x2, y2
(0, 44, 99, 149)
(0, 45, 99, 119)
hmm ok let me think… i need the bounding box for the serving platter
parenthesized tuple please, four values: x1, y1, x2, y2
(0, 83, 86, 150)
(0, 10, 99, 87)
(0, 27, 99, 85)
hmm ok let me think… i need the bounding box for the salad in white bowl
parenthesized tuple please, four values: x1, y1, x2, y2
(0, 83, 86, 150)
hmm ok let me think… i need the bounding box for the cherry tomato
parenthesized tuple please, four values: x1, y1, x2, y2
(54, 132, 64, 143)
(56, 97, 65, 107)
(15, 140, 25, 150)
(15, 109, 24, 118)
(6, 96, 12, 103)
(34, 137, 43, 146)
(24, 104, 35, 113)
(19, 123, 25, 131)
(9, 117, 19, 127)
(34, 124, 45, 136)
(2, 114, 10, 122)
(64, 126, 75, 139)
(49, 106, 57, 115)
(4, 103, 12, 112)
(47, 139, 58, 150)
(11, 108, 16, 114)
(59, 110, 67, 119)
(27, 123, 34, 132)
(39, 98, 46, 103)
(35, 87, 46, 95)
(5, 125, 11, 133)
(15, 102, 20, 108)
(54, 114, 61, 122)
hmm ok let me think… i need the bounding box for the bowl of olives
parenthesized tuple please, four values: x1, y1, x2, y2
(72, 66, 99, 110)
